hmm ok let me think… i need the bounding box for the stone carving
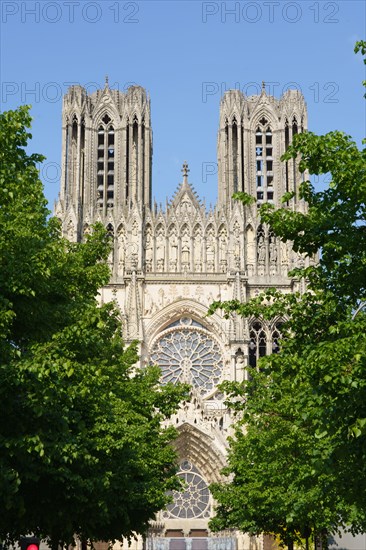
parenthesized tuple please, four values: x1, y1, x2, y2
(144, 290, 157, 315)
(258, 235, 265, 263)
(117, 225, 126, 271)
(181, 225, 190, 270)
(132, 218, 139, 237)
(156, 226, 165, 271)
(169, 225, 178, 272)
(158, 288, 165, 307)
(144, 225, 153, 272)
(219, 226, 228, 267)
(194, 226, 203, 272)
(269, 235, 277, 263)
(67, 219, 75, 240)
(206, 227, 215, 272)
(181, 195, 192, 213)
(281, 241, 288, 263)
(233, 221, 241, 259)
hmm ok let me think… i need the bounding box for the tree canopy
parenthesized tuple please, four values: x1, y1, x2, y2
(0, 106, 187, 546)
(208, 43, 366, 549)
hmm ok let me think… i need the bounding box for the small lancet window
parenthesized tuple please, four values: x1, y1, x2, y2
(255, 120, 273, 204)
(256, 127, 263, 145)
(292, 117, 298, 135)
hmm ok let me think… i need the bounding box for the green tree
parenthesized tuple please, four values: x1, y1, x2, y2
(208, 43, 366, 548)
(0, 107, 187, 546)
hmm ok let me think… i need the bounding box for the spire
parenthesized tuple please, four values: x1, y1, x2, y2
(181, 161, 190, 185)
(105, 75, 109, 89)
(261, 80, 266, 94)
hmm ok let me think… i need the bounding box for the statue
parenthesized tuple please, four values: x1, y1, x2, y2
(156, 226, 165, 270)
(270, 238, 278, 263)
(144, 226, 153, 272)
(181, 226, 190, 268)
(206, 227, 215, 271)
(258, 235, 265, 262)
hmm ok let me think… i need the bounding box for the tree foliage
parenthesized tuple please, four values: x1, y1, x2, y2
(209, 45, 366, 547)
(0, 107, 187, 545)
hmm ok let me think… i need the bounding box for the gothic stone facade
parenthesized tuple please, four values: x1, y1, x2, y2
(55, 82, 309, 549)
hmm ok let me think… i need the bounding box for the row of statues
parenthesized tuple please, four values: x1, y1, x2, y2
(66, 219, 292, 274)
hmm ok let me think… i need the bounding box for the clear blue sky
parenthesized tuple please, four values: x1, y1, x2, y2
(1, 0, 365, 208)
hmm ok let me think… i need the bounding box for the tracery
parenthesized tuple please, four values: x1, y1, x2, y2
(162, 460, 210, 519)
(150, 318, 223, 396)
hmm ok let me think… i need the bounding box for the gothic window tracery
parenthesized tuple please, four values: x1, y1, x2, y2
(97, 115, 115, 209)
(162, 460, 210, 519)
(248, 319, 283, 367)
(255, 118, 273, 205)
(292, 116, 298, 196)
(150, 318, 223, 396)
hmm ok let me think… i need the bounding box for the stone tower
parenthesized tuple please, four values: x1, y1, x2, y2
(57, 79, 152, 241)
(217, 84, 307, 209)
(55, 81, 310, 549)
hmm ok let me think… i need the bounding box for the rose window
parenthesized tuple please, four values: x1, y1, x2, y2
(162, 460, 210, 519)
(150, 318, 223, 396)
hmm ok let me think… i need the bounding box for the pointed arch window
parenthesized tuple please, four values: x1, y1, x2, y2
(248, 321, 267, 368)
(96, 116, 115, 209)
(255, 118, 274, 205)
(257, 224, 266, 264)
(285, 118, 290, 197)
(248, 319, 283, 368)
(232, 116, 238, 192)
(292, 117, 298, 196)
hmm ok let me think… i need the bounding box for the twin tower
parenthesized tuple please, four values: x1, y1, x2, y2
(55, 81, 309, 544)
(56, 79, 307, 241)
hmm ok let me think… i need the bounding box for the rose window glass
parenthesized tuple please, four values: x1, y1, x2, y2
(162, 460, 210, 519)
(150, 318, 223, 396)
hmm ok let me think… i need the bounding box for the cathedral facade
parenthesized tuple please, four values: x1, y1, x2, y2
(55, 81, 309, 550)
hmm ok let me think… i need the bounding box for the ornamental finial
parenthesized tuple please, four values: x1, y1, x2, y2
(181, 161, 190, 184)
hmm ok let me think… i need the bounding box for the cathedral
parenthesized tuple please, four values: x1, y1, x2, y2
(55, 80, 309, 550)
